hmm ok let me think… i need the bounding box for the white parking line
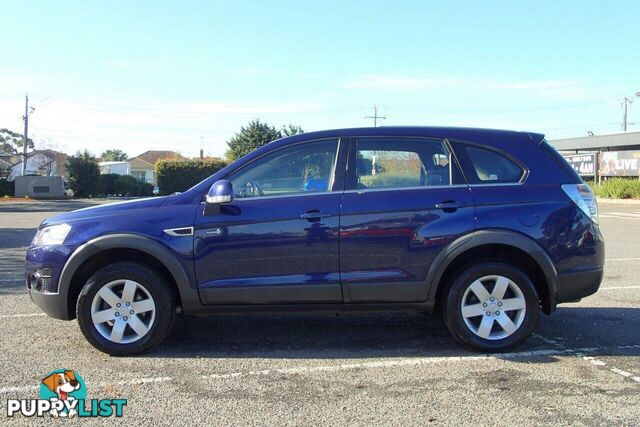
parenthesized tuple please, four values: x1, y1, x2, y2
(600, 286, 640, 290)
(0, 347, 600, 394)
(533, 334, 640, 384)
(0, 313, 46, 319)
(605, 257, 640, 261)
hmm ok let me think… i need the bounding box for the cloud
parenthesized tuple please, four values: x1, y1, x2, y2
(341, 73, 583, 95)
(0, 98, 326, 158)
(342, 75, 459, 90)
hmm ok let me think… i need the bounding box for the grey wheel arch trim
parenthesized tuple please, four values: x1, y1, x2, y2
(58, 233, 200, 319)
(425, 229, 558, 313)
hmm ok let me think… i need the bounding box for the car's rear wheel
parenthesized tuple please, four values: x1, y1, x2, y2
(443, 262, 540, 352)
(76, 262, 175, 356)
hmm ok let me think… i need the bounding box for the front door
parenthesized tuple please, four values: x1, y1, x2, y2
(194, 138, 344, 305)
(339, 136, 475, 303)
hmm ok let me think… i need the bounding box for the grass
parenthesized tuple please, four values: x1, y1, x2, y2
(591, 178, 640, 200)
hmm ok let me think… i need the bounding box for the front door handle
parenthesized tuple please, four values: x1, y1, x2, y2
(435, 200, 460, 211)
(301, 210, 331, 221)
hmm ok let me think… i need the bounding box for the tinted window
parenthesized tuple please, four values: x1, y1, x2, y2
(228, 139, 338, 198)
(456, 144, 524, 184)
(355, 138, 452, 189)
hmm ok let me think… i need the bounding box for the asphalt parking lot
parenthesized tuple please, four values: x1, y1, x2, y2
(1, 200, 639, 425)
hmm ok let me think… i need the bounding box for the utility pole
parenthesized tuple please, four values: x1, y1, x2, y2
(22, 95, 29, 176)
(364, 104, 386, 127)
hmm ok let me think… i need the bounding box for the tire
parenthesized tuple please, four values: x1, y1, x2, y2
(442, 262, 539, 352)
(76, 261, 175, 356)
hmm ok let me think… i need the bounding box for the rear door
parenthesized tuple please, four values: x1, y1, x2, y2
(339, 136, 475, 303)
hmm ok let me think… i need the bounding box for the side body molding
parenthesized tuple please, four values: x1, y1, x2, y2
(59, 234, 200, 316)
(425, 229, 559, 312)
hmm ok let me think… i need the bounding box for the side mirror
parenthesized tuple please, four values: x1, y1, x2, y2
(206, 180, 233, 204)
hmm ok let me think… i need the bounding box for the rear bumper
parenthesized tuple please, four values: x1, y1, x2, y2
(555, 268, 603, 304)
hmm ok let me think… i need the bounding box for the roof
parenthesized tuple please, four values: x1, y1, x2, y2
(11, 150, 67, 164)
(277, 126, 545, 145)
(98, 161, 129, 166)
(550, 131, 640, 152)
(132, 150, 185, 166)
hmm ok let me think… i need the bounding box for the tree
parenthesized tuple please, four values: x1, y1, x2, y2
(281, 124, 304, 137)
(100, 149, 128, 161)
(66, 150, 100, 197)
(0, 128, 33, 155)
(225, 120, 282, 161)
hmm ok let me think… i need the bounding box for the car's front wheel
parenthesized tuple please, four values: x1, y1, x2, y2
(76, 262, 175, 356)
(443, 262, 540, 352)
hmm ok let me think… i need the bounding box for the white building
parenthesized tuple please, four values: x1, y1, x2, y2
(98, 151, 184, 185)
(98, 161, 130, 176)
(8, 150, 68, 181)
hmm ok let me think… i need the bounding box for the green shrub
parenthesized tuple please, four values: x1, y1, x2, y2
(0, 179, 14, 196)
(591, 178, 640, 199)
(99, 173, 120, 196)
(113, 175, 154, 197)
(155, 159, 228, 195)
(66, 150, 100, 197)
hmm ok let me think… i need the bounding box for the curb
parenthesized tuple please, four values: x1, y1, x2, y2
(597, 198, 640, 205)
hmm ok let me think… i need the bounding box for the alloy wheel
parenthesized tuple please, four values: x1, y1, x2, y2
(90, 279, 156, 344)
(460, 275, 527, 340)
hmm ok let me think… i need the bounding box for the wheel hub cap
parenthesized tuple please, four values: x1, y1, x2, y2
(460, 275, 526, 341)
(90, 279, 156, 344)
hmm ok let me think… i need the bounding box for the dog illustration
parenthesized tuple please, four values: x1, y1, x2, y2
(41, 370, 80, 418)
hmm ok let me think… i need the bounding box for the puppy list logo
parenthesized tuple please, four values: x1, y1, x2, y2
(6, 369, 126, 418)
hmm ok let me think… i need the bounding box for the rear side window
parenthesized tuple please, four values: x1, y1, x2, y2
(453, 143, 525, 184)
(352, 137, 461, 190)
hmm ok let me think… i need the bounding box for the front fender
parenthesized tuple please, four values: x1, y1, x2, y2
(58, 233, 200, 317)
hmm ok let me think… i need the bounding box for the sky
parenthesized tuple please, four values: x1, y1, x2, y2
(1, 0, 639, 159)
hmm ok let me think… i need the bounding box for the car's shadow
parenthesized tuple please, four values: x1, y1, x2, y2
(147, 306, 640, 362)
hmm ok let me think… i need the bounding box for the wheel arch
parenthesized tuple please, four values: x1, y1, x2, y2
(59, 234, 200, 319)
(427, 229, 558, 314)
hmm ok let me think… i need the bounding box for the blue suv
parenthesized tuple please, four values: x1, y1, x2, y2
(26, 127, 604, 355)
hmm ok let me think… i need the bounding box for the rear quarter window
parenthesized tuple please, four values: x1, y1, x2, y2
(452, 142, 525, 184)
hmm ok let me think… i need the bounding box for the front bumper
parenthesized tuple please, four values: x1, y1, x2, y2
(555, 268, 603, 304)
(26, 244, 77, 320)
(29, 289, 72, 320)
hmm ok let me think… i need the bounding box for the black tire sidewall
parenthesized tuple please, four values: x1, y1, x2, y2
(76, 262, 175, 356)
(444, 262, 540, 352)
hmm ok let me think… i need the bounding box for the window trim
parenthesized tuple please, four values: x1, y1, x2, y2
(221, 137, 344, 200)
(346, 135, 462, 191)
(448, 139, 529, 186)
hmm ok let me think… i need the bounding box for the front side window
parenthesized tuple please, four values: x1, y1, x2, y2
(228, 139, 338, 198)
(454, 143, 524, 184)
(355, 138, 452, 189)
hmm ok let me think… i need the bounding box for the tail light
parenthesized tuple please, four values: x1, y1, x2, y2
(561, 184, 599, 224)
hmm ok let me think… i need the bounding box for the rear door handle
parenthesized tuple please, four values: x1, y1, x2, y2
(301, 211, 331, 221)
(435, 201, 460, 210)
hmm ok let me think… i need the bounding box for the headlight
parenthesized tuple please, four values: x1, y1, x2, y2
(32, 224, 72, 246)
